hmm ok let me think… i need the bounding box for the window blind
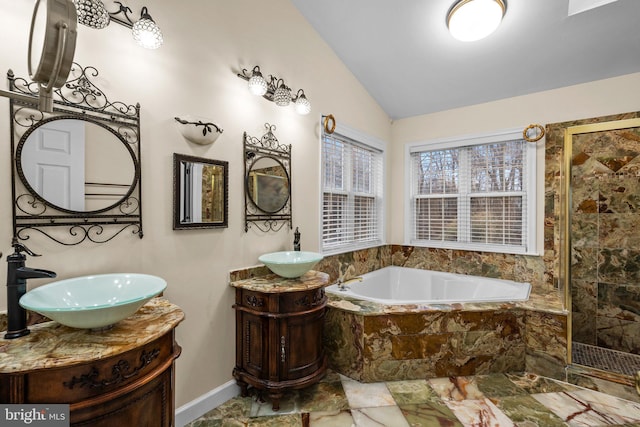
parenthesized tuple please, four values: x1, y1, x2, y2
(410, 138, 531, 253)
(322, 131, 383, 253)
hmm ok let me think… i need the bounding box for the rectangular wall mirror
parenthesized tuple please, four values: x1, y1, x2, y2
(173, 153, 228, 229)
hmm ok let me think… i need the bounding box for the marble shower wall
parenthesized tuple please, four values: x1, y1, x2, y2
(571, 123, 640, 354)
(546, 111, 640, 355)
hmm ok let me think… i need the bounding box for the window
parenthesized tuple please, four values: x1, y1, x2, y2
(407, 129, 536, 254)
(321, 125, 384, 254)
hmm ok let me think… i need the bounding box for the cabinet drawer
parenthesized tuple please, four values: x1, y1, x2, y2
(25, 333, 174, 404)
(237, 288, 326, 315)
(279, 288, 326, 313)
(238, 290, 271, 313)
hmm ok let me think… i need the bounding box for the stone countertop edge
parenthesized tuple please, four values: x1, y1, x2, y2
(326, 289, 567, 316)
(0, 297, 184, 373)
(229, 270, 330, 293)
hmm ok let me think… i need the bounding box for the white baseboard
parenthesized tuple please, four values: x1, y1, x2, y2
(175, 380, 240, 427)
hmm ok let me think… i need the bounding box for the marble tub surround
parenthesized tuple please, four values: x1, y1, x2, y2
(0, 297, 184, 373)
(325, 302, 528, 383)
(325, 289, 568, 383)
(229, 270, 329, 293)
(186, 370, 640, 426)
(314, 245, 391, 283)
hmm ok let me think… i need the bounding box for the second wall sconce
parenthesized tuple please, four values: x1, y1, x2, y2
(73, 0, 163, 49)
(175, 116, 224, 146)
(237, 66, 311, 115)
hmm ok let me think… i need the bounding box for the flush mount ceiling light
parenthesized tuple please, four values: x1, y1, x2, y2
(72, 1, 164, 49)
(447, 0, 506, 42)
(237, 66, 311, 115)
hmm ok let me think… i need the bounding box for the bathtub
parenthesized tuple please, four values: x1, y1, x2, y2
(325, 266, 531, 305)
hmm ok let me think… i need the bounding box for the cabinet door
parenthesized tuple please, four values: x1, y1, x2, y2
(71, 368, 173, 427)
(240, 311, 270, 380)
(281, 307, 326, 381)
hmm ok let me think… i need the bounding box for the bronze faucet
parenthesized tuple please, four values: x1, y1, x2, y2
(5, 240, 56, 339)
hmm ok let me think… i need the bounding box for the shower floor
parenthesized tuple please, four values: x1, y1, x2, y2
(572, 342, 640, 377)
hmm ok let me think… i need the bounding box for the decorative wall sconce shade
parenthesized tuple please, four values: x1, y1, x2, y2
(248, 67, 268, 96)
(72, 1, 164, 49)
(175, 116, 224, 145)
(447, 0, 506, 42)
(294, 90, 311, 115)
(273, 81, 291, 107)
(237, 66, 311, 115)
(131, 7, 163, 49)
(74, 0, 109, 29)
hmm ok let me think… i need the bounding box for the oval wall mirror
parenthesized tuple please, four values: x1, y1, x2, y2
(247, 156, 290, 213)
(16, 117, 137, 214)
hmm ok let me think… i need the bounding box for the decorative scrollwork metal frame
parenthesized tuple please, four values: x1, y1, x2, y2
(8, 63, 143, 245)
(243, 123, 292, 232)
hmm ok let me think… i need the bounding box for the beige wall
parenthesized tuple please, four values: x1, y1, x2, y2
(389, 73, 640, 246)
(0, 1, 390, 406)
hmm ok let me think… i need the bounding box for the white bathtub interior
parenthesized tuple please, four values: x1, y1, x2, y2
(326, 266, 531, 305)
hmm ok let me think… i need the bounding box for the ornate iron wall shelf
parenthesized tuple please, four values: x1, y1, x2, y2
(8, 63, 143, 246)
(244, 124, 292, 232)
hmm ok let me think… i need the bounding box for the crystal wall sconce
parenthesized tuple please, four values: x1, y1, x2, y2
(237, 66, 311, 115)
(73, 0, 163, 49)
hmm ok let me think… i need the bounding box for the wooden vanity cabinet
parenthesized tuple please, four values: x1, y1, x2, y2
(0, 299, 183, 427)
(231, 274, 328, 411)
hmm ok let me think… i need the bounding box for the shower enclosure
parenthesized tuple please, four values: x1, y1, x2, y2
(560, 114, 640, 384)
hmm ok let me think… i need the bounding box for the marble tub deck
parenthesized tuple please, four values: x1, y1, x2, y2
(186, 370, 640, 426)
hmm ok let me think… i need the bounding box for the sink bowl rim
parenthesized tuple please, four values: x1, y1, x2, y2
(19, 273, 167, 313)
(258, 251, 324, 265)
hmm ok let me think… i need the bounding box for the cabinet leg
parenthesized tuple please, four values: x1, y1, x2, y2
(237, 380, 248, 397)
(269, 391, 283, 411)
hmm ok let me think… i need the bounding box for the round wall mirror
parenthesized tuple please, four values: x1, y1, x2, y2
(17, 117, 137, 214)
(247, 156, 290, 213)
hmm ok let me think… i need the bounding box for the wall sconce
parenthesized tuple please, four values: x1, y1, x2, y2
(73, 0, 163, 49)
(237, 66, 311, 115)
(174, 116, 224, 146)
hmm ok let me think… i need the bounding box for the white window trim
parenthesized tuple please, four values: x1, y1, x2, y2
(319, 120, 387, 255)
(404, 127, 538, 255)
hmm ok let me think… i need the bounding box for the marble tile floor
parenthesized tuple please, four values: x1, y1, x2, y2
(573, 342, 640, 377)
(186, 370, 640, 426)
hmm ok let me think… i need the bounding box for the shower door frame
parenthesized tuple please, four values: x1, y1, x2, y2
(562, 117, 640, 374)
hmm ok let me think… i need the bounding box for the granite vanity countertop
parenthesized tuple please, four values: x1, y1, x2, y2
(327, 288, 566, 316)
(0, 297, 184, 373)
(230, 270, 329, 293)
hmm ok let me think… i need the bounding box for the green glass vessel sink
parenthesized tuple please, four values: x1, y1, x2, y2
(19, 273, 167, 329)
(258, 251, 324, 278)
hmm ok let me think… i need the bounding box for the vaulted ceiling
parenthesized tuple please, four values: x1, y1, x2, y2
(291, 0, 640, 119)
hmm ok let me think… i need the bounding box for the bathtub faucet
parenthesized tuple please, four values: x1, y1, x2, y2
(337, 276, 362, 291)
